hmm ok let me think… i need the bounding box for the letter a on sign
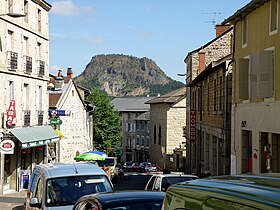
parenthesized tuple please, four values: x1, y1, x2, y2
(7, 100, 16, 127)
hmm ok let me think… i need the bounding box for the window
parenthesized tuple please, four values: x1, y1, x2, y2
(8, 0, 13, 13)
(9, 81, 14, 102)
(153, 125, 157, 144)
(158, 126, 161, 145)
(213, 79, 217, 111)
(24, 0, 28, 23)
(23, 84, 29, 110)
(37, 85, 42, 110)
(239, 49, 274, 100)
(219, 76, 223, 111)
(242, 17, 247, 47)
(38, 9, 41, 32)
(270, 0, 278, 34)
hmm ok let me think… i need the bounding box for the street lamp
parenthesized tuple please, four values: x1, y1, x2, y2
(177, 73, 192, 174)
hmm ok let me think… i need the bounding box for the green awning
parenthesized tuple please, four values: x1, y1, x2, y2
(10, 126, 60, 148)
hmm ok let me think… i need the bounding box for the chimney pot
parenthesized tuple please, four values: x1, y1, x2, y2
(67, 67, 73, 80)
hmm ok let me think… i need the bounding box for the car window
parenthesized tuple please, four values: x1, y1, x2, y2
(202, 198, 259, 210)
(146, 176, 157, 190)
(46, 175, 112, 207)
(154, 177, 161, 191)
(35, 178, 43, 204)
(29, 173, 39, 193)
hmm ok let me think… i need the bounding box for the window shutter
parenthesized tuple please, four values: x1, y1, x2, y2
(258, 50, 274, 98)
(250, 54, 258, 98)
(239, 59, 249, 100)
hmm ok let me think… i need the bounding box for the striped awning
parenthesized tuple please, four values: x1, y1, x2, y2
(10, 126, 60, 148)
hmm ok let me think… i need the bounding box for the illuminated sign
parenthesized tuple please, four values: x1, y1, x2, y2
(7, 100, 16, 127)
(190, 110, 196, 142)
(0, 140, 15, 154)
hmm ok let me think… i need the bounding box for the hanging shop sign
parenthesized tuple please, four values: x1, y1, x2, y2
(7, 100, 16, 127)
(50, 117, 62, 125)
(49, 110, 71, 116)
(189, 110, 196, 142)
(0, 139, 15, 154)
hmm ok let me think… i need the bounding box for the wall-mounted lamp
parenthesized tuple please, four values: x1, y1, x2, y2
(241, 120, 246, 128)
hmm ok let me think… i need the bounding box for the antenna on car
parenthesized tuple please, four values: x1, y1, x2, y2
(73, 164, 78, 174)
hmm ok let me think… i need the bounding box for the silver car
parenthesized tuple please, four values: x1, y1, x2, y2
(25, 162, 113, 209)
(145, 173, 198, 192)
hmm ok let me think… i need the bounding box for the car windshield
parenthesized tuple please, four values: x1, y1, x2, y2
(46, 175, 112, 207)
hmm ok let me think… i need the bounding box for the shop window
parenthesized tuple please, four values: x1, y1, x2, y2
(272, 133, 280, 172)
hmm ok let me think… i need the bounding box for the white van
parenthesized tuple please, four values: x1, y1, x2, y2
(25, 162, 113, 209)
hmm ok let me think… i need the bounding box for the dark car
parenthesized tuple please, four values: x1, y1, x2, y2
(138, 162, 152, 173)
(162, 174, 280, 210)
(73, 191, 165, 210)
(123, 161, 133, 172)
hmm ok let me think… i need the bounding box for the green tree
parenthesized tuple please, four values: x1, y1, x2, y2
(87, 88, 121, 156)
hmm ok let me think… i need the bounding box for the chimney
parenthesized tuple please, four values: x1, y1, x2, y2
(55, 70, 64, 90)
(198, 50, 205, 73)
(67, 67, 73, 80)
(215, 24, 231, 37)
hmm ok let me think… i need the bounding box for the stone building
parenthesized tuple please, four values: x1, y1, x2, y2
(183, 25, 233, 175)
(0, 0, 56, 194)
(188, 55, 233, 176)
(223, 0, 280, 174)
(48, 68, 94, 163)
(111, 97, 151, 163)
(146, 88, 186, 172)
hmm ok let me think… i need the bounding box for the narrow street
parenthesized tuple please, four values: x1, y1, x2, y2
(0, 173, 153, 210)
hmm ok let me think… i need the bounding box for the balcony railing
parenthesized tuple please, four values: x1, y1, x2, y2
(7, 51, 18, 71)
(37, 60, 45, 77)
(23, 55, 32, 74)
(23, 110, 31, 126)
(37, 110, 44, 126)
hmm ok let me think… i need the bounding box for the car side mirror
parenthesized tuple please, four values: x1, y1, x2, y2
(30, 197, 41, 208)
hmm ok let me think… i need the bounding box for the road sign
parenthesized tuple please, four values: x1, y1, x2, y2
(49, 110, 71, 116)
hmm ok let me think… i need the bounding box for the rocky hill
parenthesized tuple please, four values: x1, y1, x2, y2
(74, 54, 184, 97)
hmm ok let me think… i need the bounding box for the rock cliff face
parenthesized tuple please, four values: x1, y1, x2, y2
(75, 54, 184, 97)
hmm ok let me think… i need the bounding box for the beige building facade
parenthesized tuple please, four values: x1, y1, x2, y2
(223, 0, 280, 174)
(0, 0, 56, 194)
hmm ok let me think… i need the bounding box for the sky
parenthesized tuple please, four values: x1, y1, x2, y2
(48, 0, 251, 83)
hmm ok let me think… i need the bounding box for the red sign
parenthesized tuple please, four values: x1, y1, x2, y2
(7, 100, 16, 127)
(190, 110, 196, 142)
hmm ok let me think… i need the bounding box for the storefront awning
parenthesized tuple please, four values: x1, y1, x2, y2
(10, 126, 60, 148)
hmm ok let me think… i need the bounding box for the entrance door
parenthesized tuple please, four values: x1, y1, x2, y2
(242, 130, 252, 173)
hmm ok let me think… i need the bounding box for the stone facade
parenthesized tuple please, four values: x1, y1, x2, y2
(147, 88, 186, 172)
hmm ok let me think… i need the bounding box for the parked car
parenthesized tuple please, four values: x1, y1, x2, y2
(162, 174, 280, 210)
(72, 191, 165, 210)
(123, 161, 133, 172)
(25, 162, 113, 210)
(145, 173, 198, 192)
(131, 162, 140, 172)
(138, 162, 152, 172)
(112, 163, 124, 182)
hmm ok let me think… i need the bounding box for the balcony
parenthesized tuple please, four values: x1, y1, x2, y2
(37, 110, 44, 126)
(23, 55, 32, 74)
(7, 51, 18, 71)
(23, 110, 31, 126)
(37, 60, 45, 77)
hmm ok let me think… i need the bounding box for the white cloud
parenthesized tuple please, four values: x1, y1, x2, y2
(49, 66, 61, 75)
(88, 36, 109, 45)
(51, 0, 93, 16)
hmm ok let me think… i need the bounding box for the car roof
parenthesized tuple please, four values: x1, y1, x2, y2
(169, 174, 280, 207)
(33, 162, 106, 178)
(79, 191, 165, 208)
(151, 173, 198, 178)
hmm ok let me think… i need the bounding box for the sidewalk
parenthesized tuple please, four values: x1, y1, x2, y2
(0, 190, 26, 210)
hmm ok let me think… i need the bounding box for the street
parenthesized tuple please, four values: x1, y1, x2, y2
(0, 172, 153, 210)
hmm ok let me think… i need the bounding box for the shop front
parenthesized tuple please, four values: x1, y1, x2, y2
(0, 125, 59, 194)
